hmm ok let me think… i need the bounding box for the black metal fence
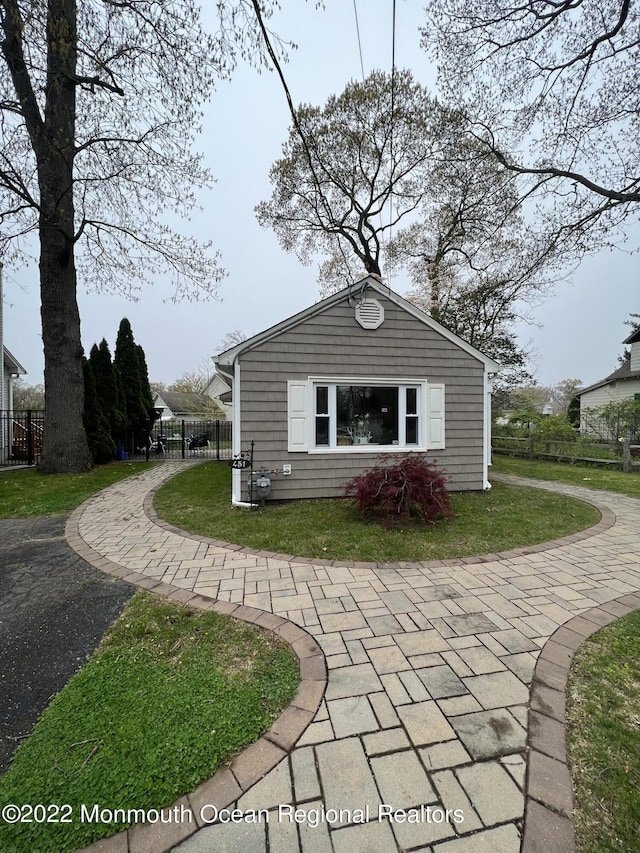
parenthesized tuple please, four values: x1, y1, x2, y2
(0, 409, 45, 466)
(0, 412, 232, 467)
(131, 419, 233, 461)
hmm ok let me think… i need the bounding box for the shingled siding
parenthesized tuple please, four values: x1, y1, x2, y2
(237, 294, 486, 501)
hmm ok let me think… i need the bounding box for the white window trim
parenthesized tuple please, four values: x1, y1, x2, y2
(286, 376, 445, 454)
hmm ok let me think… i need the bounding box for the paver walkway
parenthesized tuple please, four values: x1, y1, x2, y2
(67, 463, 640, 853)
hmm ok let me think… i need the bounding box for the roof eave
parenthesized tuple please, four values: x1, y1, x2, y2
(579, 372, 640, 396)
(3, 347, 27, 375)
(216, 276, 501, 373)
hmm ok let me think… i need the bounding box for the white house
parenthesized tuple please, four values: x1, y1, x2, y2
(1, 263, 28, 463)
(202, 371, 233, 421)
(578, 328, 640, 411)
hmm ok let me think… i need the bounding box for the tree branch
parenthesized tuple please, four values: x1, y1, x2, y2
(70, 73, 125, 96)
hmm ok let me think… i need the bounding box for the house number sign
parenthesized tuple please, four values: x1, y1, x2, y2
(229, 456, 251, 469)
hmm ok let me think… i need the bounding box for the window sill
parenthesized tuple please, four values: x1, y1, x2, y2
(308, 444, 427, 454)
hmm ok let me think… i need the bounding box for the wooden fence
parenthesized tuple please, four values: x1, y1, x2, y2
(492, 435, 640, 472)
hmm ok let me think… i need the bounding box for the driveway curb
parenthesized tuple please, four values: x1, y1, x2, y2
(65, 505, 328, 853)
(61, 466, 639, 853)
(522, 591, 640, 853)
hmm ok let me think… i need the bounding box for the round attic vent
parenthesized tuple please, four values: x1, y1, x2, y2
(355, 298, 384, 329)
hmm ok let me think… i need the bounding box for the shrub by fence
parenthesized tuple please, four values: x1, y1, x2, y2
(492, 434, 640, 471)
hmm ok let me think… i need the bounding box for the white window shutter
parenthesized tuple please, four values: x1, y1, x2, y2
(287, 380, 309, 451)
(427, 384, 445, 450)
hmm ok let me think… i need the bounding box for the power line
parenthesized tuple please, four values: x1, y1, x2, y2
(353, 0, 365, 81)
(387, 0, 397, 289)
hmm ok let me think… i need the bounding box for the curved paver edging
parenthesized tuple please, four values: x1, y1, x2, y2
(64, 465, 639, 853)
(64, 505, 328, 853)
(143, 471, 616, 572)
(521, 592, 640, 853)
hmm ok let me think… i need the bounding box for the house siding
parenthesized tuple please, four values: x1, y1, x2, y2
(236, 294, 487, 501)
(580, 378, 640, 436)
(580, 379, 640, 410)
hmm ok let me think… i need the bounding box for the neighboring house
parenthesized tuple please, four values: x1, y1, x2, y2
(215, 276, 500, 506)
(578, 328, 640, 430)
(2, 346, 27, 413)
(1, 263, 28, 413)
(153, 390, 226, 421)
(1, 263, 30, 463)
(1, 348, 28, 465)
(202, 371, 233, 421)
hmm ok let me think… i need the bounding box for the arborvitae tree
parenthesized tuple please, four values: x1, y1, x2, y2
(1, 2, 275, 472)
(82, 358, 116, 464)
(567, 395, 581, 430)
(136, 343, 156, 427)
(112, 363, 128, 450)
(114, 318, 154, 451)
(89, 339, 127, 446)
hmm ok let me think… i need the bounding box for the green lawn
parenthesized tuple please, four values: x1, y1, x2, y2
(566, 610, 640, 853)
(0, 461, 151, 517)
(491, 454, 640, 499)
(0, 593, 299, 853)
(153, 462, 601, 562)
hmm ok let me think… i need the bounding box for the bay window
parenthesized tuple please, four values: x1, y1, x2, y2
(287, 377, 444, 452)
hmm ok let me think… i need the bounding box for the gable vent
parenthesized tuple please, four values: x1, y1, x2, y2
(355, 298, 384, 330)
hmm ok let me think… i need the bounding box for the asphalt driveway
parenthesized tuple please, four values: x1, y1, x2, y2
(0, 515, 133, 774)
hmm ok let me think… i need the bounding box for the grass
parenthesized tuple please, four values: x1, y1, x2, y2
(491, 454, 640, 499)
(566, 610, 640, 853)
(153, 462, 601, 562)
(0, 461, 151, 517)
(0, 592, 299, 853)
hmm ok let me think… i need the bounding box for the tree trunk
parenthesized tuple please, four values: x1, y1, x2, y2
(38, 227, 91, 473)
(38, 0, 91, 473)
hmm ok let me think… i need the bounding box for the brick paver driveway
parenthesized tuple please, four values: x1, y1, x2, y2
(67, 463, 640, 853)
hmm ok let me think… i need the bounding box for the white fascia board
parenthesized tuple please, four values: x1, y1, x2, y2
(3, 346, 27, 375)
(379, 286, 502, 373)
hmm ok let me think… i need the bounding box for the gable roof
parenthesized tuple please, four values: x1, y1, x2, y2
(579, 355, 640, 396)
(215, 277, 501, 377)
(202, 371, 231, 398)
(3, 346, 27, 375)
(154, 390, 224, 416)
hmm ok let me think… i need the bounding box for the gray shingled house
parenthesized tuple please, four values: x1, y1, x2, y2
(215, 277, 500, 505)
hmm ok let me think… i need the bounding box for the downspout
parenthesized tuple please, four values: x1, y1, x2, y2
(483, 371, 494, 490)
(231, 357, 253, 508)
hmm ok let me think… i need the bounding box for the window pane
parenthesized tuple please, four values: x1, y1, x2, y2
(316, 385, 329, 415)
(406, 416, 418, 445)
(315, 416, 330, 446)
(406, 387, 417, 415)
(337, 385, 398, 444)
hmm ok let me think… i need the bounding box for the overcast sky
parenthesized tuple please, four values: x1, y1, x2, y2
(3, 1, 638, 391)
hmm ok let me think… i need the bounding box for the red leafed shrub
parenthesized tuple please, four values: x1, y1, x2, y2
(343, 454, 453, 526)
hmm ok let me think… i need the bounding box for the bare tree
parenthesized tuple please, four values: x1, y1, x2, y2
(256, 70, 458, 286)
(217, 330, 247, 352)
(422, 0, 640, 248)
(12, 378, 45, 410)
(0, 0, 279, 472)
(256, 70, 564, 382)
